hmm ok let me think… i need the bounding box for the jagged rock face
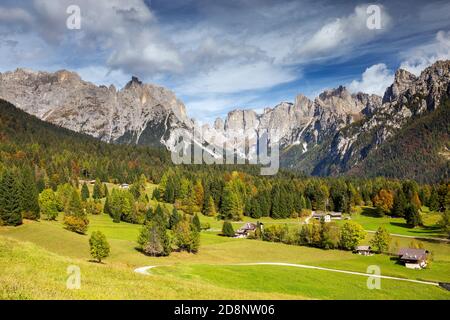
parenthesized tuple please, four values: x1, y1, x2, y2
(299, 60, 450, 176)
(0, 60, 449, 179)
(0, 68, 193, 147)
(208, 86, 381, 154)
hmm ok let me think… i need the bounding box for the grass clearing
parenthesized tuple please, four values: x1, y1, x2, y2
(339, 206, 446, 238)
(1, 204, 449, 299)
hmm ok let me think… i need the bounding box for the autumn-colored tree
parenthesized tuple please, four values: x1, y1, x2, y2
(411, 192, 422, 209)
(373, 189, 394, 216)
(194, 180, 204, 210)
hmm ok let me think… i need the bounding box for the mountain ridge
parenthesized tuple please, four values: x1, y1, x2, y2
(1, 60, 449, 182)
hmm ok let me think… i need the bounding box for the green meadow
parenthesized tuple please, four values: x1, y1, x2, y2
(1, 205, 449, 299)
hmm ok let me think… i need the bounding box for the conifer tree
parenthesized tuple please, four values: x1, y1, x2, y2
(220, 186, 242, 221)
(169, 207, 181, 229)
(81, 182, 90, 201)
(222, 221, 235, 237)
(103, 194, 111, 215)
(405, 204, 422, 227)
(194, 180, 204, 210)
(0, 170, 22, 226)
(18, 168, 40, 220)
(391, 189, 407, 217)
(92, 178, 103, 199)
(64, 188, 89, 234)
(204, 195, 217, 217)
(428, 188, 439, 211)
(192, 213, 201, 232)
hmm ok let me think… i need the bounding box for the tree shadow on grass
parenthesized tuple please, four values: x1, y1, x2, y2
(360, 207, 380, 217)
(88, 259, 105, 264)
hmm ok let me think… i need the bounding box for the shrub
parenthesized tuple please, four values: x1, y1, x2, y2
(222, 221, 235, 237)
(64, 215, 89, 234)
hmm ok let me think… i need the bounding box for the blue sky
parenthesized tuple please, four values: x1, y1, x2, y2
(0, 0, 449, 123)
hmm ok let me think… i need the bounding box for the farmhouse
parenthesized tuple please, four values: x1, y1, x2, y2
(355, 245, 372, 256)
(312, 211, 342, 223)
(398, 248, 429, 269)
(235, 222, 262, 238)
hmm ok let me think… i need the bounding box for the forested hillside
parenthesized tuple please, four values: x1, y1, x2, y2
(0, 99, 170, 186)
(350, 97, 450, 182)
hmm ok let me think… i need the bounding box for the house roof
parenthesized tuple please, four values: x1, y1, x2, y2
(356, 246, 371, 251)
(398, 248, 428, 261)
(236, 222, 257, 234)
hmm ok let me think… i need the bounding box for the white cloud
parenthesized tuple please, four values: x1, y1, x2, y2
(399, 30, 450, 76)
(348, 63, 394, 96)
(177, 61, 297, 95)
(293, 4, 391, 62)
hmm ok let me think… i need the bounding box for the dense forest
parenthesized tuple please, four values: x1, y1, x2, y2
(1, 98, 449, 241)
(350, 96, 450, 181)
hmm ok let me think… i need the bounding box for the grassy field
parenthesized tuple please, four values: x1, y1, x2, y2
(337, 206, 446, 238)
(1, 207, 450, 299)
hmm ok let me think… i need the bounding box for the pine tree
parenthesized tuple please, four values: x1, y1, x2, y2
(81, 182, 90, 201)
(92, 178, 103, 199)
(103, 194, 111, 215)
(0, 170, 22, 226)
(405, 204, 422, 227)
(18, 168, 40, 220)
(391, 189, 407, 217)
(64, 188, 89, 234)
(411, 192, 422, 210)
(103, 184, 109, 198)
(222, 221, 235, 237)
(138, 204, 171, 256)
(192, 213, 201, 232)
(220, 185, 242, 221)
(194, 180, 204, 210)
(169, 207, 181, 229)
(305, 197, 312, 210)
(204, 196, 217, 217)
(428, 188, 440, 211)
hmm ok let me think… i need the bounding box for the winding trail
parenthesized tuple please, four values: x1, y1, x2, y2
(133, 262, 439, 286)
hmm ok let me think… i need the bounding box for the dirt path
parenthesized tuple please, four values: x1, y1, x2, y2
(134, 262, 439, 286)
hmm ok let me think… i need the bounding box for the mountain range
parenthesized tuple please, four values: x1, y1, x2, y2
(0, 60, 449, 182)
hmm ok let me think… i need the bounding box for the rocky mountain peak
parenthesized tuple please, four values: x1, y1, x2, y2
(124, 76, 143, 89)
(383, 69, 417, 103)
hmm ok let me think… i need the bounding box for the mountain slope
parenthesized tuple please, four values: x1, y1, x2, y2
(281, 61, 450, 182)
(349, 96, 450, 181)
(0, 99, 170, 184)
(1, 61, 449, 182)
(0, 70, 193, 148)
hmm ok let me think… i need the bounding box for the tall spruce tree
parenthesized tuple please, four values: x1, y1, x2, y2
(81, 182, 90, 201)
(0, 170, 22, 226)
(18, 167, 40, 220)
(92, 178, 103, 199)
(169, 207, 181, 229)
(192, 213, 201, 232)
(204, 195, 217, 217)
(391, 189, 407, 217)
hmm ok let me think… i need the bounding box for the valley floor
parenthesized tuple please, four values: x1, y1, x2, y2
(1, 214, 450, 300)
